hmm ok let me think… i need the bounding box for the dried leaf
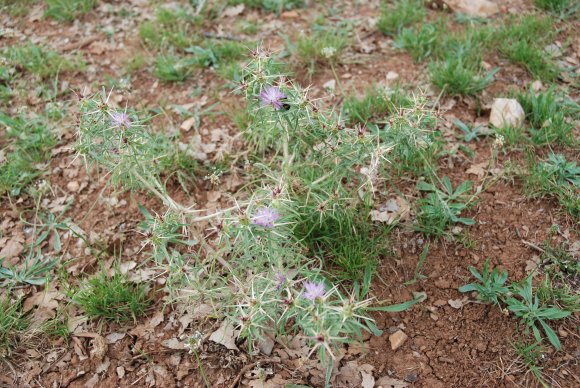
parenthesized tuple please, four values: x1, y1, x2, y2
(105, 332, 126, 344)
(0, 240, 23, 260)
(371, 197, 410, 224)
(209, 320, 238, 351)
(448, 299, 464, 309)
(161, 338, 186, 350)
(75, 332, 107, 361)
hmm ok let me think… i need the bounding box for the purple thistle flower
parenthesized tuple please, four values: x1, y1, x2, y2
(303, 281, 325, 301)
(275, 272, 287, 290)
(110, 112, 132, 129)
(259, 86, 287, 110)
(251, 206, 280, 228)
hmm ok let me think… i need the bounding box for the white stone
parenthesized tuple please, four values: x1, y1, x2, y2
(445, 0, 500, 18)
(489, 98, 525, 128)
(389, 330, 408, 351)
(386, 71, 399, 82)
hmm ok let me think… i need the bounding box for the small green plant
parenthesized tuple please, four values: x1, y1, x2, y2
(0, 0, 36, 17)
(497, 16, 559, 82)
(296, 208, 389, 281)
(0, 250, 58, 286)
(395, 22, 442, 62)
(512, 339, 549, 385)
(72, 269, 151, 323)
(154, 54, 192, 82)
(454, 119, 489, 142)
(377, 0, 426, 36)
(535, 0, 578, 17)
(295, 27, 348, 76)
(45, 0, 97, 21)
(139, 6, 202, 51)
(523, 153, 579, 217)
(0, 295, 29, 358)
(0, 113, 56, 195)
(185, 41, 247, 69)
(459, 259, 509, 305)
(415, 176, 476, 236)
(139, 206, 197, 263)
(506, 276, 571, 350)
(516, 87, 577, 146)
(405, 243, 429, 285)
(342, 86, 412, 125)
(2, 42, 83, 79)
(429, 58, 497, 96)
(460, 264, 574, 350)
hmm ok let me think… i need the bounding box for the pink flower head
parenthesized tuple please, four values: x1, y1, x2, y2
(275, 272, 287, 290)
(251, 206, 280, 228)
(259, 86, 287, 110)
(303, 281, 325, 301)
(110, 112, 132, 129)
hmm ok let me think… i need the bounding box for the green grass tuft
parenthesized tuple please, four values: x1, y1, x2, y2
(0, 114, 56, 196)
(0, 296, 29, 358)
(377, 0, 426, 36)
(73, 269, 151, 324)
(2, 42, 83, 79)
(45, 0, 97, 21)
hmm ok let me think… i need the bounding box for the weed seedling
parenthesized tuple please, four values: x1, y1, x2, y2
(395, 22, 443, 62)
(45, 0, 97, 21)
(459, 259, 509, 305)
(506, 276, 571, 350)
(378, 0, 426, 36)
(454, 119, 489, 142)
(415, 176, 476, 236)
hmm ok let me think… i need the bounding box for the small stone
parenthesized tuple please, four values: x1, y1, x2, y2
(405, 373, 418, 382)
(430, 313, 439, 321)
(489, 98, 525, 129)
(323, 79, 336, 91)
(280, 10, 299, 19)
(116, 366, 125, 379)
(434, 299, 447, 307)
(67, 181, 80, 192)
(386, 71, 399, 82)
(444, 0, 499, 17)
(257, 335, 275, 355)
(531, 80, 543, 92)
(558, 328, 568, 338)
(544, 44, 561, 57)
(448, 299, 464, 309)
(389, 330, 408, 351)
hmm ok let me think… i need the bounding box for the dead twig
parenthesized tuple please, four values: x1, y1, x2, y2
(61, 33, 105, 52)
(521, 240, 545, 253)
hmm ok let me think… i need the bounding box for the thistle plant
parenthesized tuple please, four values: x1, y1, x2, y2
(75, 48, 436, 380)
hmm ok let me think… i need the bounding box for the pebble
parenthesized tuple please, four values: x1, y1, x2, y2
(67, 181, 80, 192)
(386, 71, 399, 82)
(489, 98, 525, 129)
(389, 330, 408, 351)
(434, 299, 447, 307)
